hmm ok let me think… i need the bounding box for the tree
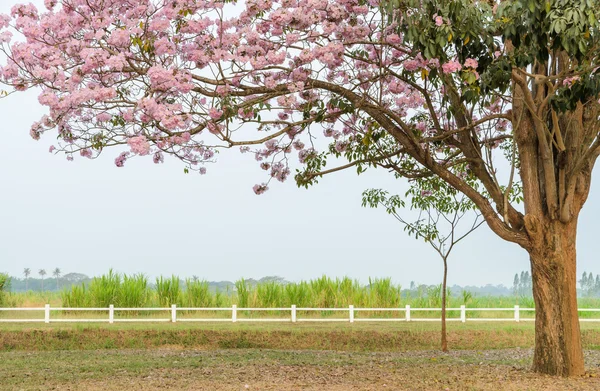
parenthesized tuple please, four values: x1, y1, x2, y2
(38, 269, 46, 292)
(23, 268, 31, 291)
(0, 273, 10, 306)
(52, 268, 61, 290)
(363, 185, 483, 352)
(1, 0, 598, 376)
(579, 271, 588, 291)
(512, 273, 520, 298)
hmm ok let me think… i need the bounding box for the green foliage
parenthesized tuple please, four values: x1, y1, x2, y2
(184, 279, 211, 307)
(88, 269, 121, 307)
(0, 273, 10, 307)
(235, 279, 251, 308)
(61, 284, 90, 308)
(119, 274, 149, 308)
(155, 275, 181, 306)
(400, 0, 495, 64)
(62, 271, 150, 308)
(497, 0, 599, 63)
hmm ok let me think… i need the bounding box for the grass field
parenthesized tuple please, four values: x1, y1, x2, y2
(2, 322, 600, 390)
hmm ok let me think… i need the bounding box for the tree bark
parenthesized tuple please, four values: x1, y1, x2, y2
(529, 219, 584, 376)
(441, 258, 448, 353)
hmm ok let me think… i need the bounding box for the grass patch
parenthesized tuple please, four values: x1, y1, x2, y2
(3, 322, 600, 353)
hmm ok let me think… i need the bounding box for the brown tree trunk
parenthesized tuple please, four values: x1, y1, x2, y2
(529, 219, 584, 376)
(441, 258, 448, 353)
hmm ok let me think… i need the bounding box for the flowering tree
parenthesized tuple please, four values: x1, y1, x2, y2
(0, 0, 599, 376)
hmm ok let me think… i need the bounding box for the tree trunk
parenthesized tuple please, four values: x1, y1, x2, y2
(529, 219, 584, 376)
(441, 258, 448, 353)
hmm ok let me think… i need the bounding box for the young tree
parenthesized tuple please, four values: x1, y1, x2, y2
(38, 269, 46, 292)
(23, 268, 31, 291)
(1, 0, 599, 375)
(586, 273, 595, 297)
(52, 268, 61, 290)
(363, 184, 483, 352)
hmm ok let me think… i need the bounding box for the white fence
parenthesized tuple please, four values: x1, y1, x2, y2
(2, 304, 599, 323)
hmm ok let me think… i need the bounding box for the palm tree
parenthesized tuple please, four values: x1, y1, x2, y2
(39, 269, 47, 292)
(192, 275, 199, 282)
(23, 268, 31, 291)
(52, 268, 62, 290)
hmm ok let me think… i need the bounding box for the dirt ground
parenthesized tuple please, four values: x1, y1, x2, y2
(3, 348, 600, 391)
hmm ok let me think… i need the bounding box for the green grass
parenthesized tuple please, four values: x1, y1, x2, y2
(2, 321, 600, 353)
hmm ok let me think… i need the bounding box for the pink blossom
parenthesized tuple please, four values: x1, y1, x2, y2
(386, 34, 401, 44)
(441, 61, 462, 74)
(199, 167, 207, 175)
(49, 145, 56, 153)
(434, 16, 443, 27)
(0, 31, 12, 43)
(298, 148, 315, 163)
(153, 151, 164, 164)
(0, 14, 10, 30)
(562, 76, 580, 87)
(253, 183, 269, 195)
(334, 141, 348, 153)
(114, 152, 129, 167)
(464, 58, 478, 69)
(44, 0, 57, 11)
(208, 108, 223, 120)
(127, 135, 151, 155)
(293, 140, 305, 150)
(80, 148, 92, 158)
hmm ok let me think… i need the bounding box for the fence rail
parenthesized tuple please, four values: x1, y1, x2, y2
(0, 304, 599, 323)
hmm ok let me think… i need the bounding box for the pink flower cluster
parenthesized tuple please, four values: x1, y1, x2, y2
(442, 61, 462, 74)
(127, 135, 151, 156)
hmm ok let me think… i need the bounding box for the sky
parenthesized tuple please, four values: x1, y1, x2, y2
(0, 1, 598, 288)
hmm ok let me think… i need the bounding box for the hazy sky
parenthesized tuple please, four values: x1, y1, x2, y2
(0, 1, 598, 287)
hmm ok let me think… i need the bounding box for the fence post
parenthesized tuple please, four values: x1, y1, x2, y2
(460, 305, 466, 323)
(171, 304, 177, 323)
(109, 304, 114, 324)
(44, 304, 50, 324)
(291, 305, 297, 323)
(514, 305, 520, 323)
(232, 304, 237, 323)
(349, 305, 354, 323)
(405, 304, 410, 322)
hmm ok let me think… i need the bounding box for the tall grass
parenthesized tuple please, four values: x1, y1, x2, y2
(61, 284, 89, 307)
(155, 275, 181, 306)
(33, 271, 600, 320)
(119, 274, 149, 307)
(62, 270, 150, 308)
(184, 279, 211, 307)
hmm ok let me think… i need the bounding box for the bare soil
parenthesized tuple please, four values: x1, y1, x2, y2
(2, 348, 600, 391)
